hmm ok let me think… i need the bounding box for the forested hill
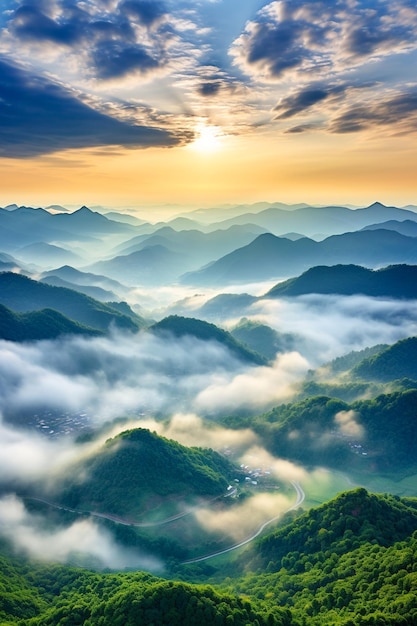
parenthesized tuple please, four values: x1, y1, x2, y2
(226, 489, 417, 625)
(151, 315, 267, 365)
(2, 488, 417, 625)
(0, 553, 290, 625)
(352, 336, 417, 381)
(266, 263, 417, 298)
(0, 272, 146, 333)
(0, 303, 101, 341)
(52, 428, 238, 518)
(225, 389, 417, 471)
(256, 488, 417, 567)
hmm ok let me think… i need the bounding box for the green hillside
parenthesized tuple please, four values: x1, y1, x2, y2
(230, 319, 297, 361)
(151, 315, 267, 365)
(2, 489, 417, 625)
(353, 336, 417, 381)
(227, 489, 417, 625)
(0, 272, 146, 333)
(267, 263, 417, 298)
(54, 428, 238, 518)
(0, 303, 101, 341)
(225, 389, 417, 472)
(256, 488, 417, 566)
(0, 553, 287, 625)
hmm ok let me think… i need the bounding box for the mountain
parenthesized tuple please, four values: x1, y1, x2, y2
(41, 265, 130, 296)
(183, 230, 417, 285)
(53, 428, 237, 518)
(0, 554, 280, 626)
(256, 488, 417, 567)
(189, 293, 257, 321)
(89, 245, 191, 285)
(3, 488, 417, 625)
(0, 206, 136, 253)
(103, 211, 148, 226)
(200, 201, 417, 237)
(230, 319, 298, 361)
(0, 272, 145, 332)
(151, 315, 267, 365)
(237, 389, 417, 471)
(14, 242, 84, 269)
(52, 206, 137, 235)
(40, 274, 118, 302)
(233, 489, 417, 624)
(0, 303, 101, 341)
(266, 264, 417, 298)
(112, 224, 266, 269)
(353, 336, 417, 381)
(362, 219, 417, 237)
(0, 251, 21, 271)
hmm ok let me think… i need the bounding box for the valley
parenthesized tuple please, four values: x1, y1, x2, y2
(1, 200, 417, 624)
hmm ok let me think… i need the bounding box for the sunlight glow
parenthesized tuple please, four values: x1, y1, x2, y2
(191, 125, 223, 153)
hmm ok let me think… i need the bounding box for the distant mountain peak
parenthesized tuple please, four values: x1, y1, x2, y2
(367, 201, 387, 209)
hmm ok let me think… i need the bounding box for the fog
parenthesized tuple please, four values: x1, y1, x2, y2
(249, 294, 417, 365)
(1, 285, 416, 570)
(0, 494, 163, 571)
(0, 330, 310, 425)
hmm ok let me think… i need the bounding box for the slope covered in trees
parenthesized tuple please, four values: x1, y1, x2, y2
(226, 489, 417, 625)
(53, 428, 238, 518)
(0, 303, 101, 341)
(353, 336, 417, 381)
(2, 489, 417, 625)
(266, 264, 417, 298)
(0, 553, 289, 625)
(151, 315, 267, 365)
(0, 272, 145, 333)
(224, 389, 417, 471)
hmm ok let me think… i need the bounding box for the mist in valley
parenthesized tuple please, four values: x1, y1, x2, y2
(1, 202, 417, 571)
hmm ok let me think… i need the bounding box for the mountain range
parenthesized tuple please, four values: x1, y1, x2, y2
(267, 263, 417, 298)
(183, 229, 417, 285)
(0, 272, 145, 333)
(2, 200, 417, 625)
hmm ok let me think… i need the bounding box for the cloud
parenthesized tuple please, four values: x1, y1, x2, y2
(91, 41, 161, 80)
(0, 58, 183, 157)
(231, 1, 417, 82)
(250, 294, 417, 365)
(135, 412, 259, 451)
(194, 491, 292, 541)
(195, 351, 310, 414)
(0, 329, 262, 425)
(329, 88, 417, 134)
(0, 494, 162, 570)
(120, 1, 167, 28)
(7, 0, 172, 81)
(335, 409, 364, 439)
(239, 445, 307, 482)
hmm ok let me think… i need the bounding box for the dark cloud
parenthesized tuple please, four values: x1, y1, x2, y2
(92, 42, 160, 79)
(232, 1, 417, 81)
(10, 4, 83, 45)
(285, 123, 320, 134)
(199, 82, 222, 97)
(343, 6, 417, 58)
(330, 89, 417, 134)
(274, 87, 334, 119)
(7, 0, 169, 81)
(0, 58, 181, 157)
(120, 0, 167, 27)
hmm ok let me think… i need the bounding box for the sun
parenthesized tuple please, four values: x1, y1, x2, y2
(191, 124, 223, 153)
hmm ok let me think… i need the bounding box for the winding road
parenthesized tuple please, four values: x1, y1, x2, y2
(25, 481, 305, 564)
(181, 481, 305, 564)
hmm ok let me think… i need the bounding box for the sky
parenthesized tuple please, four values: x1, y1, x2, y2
(0, 0, 416, 214)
